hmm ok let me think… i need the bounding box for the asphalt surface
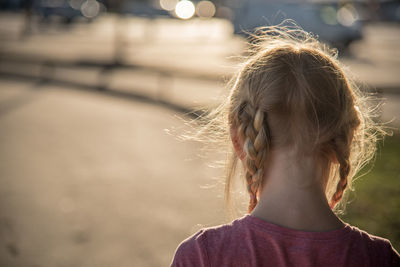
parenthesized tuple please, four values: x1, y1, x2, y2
(0, 78, 235, 266)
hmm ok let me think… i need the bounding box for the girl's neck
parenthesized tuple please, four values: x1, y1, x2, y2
(251, 148, 344, 232)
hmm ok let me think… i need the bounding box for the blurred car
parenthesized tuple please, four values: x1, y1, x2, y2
(35, 0, 82, 23)
(379, 0, 400, 22)
(229, 0, 363, 48)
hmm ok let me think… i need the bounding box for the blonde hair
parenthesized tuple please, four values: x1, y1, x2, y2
(192, 23, 384, 214)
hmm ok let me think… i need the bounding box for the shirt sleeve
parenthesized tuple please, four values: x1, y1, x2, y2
(170, 229, 210, 267)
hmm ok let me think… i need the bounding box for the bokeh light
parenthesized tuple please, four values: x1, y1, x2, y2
(196, 1, 216, 19)
(337, 5, 359, 26)
(160, 0, 179, 11)
(81, 0, 100, 18)
(320, 6, 338, 25)
(175, 0, 195, 20)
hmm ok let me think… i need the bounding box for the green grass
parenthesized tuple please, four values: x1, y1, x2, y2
(340, 133, 400, 252)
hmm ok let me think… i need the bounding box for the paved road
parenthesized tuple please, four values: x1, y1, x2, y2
(0, 78, 242, 266)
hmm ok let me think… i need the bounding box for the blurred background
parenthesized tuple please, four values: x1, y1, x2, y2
(0, 0, 399, 266)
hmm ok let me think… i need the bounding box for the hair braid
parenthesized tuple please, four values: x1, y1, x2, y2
(238, 104, 271, 213)
(330, 135, 351, 209)
(198, 25, 384, 216)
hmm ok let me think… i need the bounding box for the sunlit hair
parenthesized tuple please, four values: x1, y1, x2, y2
(189, 22, 385, 214)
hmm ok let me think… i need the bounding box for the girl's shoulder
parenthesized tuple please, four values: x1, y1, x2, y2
(346, 224, 400, 259)
(171, 216, 400, 266)
(171, 216, 247, 267)
(173, 216, 247, 251)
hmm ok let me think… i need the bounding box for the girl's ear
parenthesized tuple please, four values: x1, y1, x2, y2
(230, 126, 245, 160)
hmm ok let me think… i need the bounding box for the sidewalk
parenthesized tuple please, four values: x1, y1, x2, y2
(0, 13, 242, 79)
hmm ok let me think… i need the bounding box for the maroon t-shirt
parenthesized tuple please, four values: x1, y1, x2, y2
(171, 215, 400, 266)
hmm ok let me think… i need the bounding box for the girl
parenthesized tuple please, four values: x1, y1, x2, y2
(171, 25, 400, 266)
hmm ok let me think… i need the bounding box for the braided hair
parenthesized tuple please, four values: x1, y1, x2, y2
(220, 24, 382, 213)
(190, 23, 383, 214)
(237, 105, 271, 212)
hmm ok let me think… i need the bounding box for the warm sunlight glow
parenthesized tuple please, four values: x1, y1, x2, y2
(337, 5, 359, 26)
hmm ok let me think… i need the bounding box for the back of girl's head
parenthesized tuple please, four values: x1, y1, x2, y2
(195, 22, 383, 214)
